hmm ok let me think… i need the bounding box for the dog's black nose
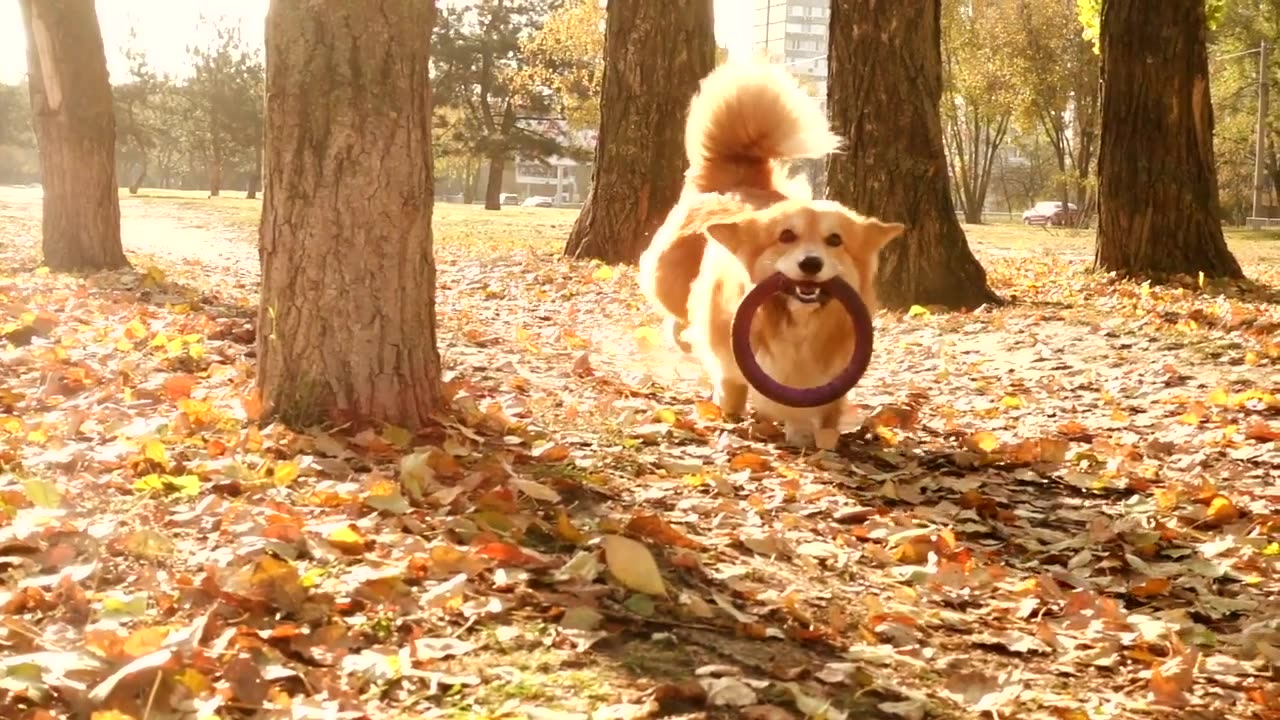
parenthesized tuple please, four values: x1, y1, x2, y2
(798, 256, 824, 276)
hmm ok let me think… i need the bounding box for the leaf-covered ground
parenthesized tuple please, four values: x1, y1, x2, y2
(2, 185, 1280, 720)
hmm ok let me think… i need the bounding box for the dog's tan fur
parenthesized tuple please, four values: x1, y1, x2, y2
(638, 61, 905, 447)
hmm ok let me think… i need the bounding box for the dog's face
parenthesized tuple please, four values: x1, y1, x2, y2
(704, 199, 905, 312)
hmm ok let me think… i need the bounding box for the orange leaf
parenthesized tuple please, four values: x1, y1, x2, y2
(693, 401, 723, 421)
(1206, 495, 1240, 526)
(242, 388, 264, 422)
(1130, 577, 1171, 598)
(626, 512, 701, 549)
(964, 431, 1000, 453)
(163, 374, 198, 401)
(728, 452, 770, 472)
(1245, 420, 1280, 441)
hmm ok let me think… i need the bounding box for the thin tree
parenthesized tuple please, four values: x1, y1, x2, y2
(826, 0, 1001, 310)
(1093, 0, 1243, 279)
(18, 0, 128, 271)
(563, 0, 716, 263)
(258, 0, 443, 428)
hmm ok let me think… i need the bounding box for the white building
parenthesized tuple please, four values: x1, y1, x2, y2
(752, 0, 830, 111)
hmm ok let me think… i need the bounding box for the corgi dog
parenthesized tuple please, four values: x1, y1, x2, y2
(637, 61, 905, 447)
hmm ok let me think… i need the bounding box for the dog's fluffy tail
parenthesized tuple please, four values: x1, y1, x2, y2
(684, 60, 841, 194)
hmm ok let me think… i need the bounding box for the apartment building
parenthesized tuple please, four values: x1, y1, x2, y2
(752, 0, 831, 109)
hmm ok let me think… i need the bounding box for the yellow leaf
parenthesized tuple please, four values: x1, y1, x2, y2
(1206, 387, 1229, 406)
(383, 425, 413, 448)
(633, 326, 661, 348)
(274, 461, 300, 486)
(601, 534, 667, 597)
(326, 525, 366, 553)
(556, 510, 587, 544)
(591, 265, 615, 281)
(907, 305, 931, 318)
(142, 439, 168, 466)
(999, 395, 1023, 409)
(21, 478, 62, 509)
(187, 343, 205, 360)
(654, 408, 679, 425)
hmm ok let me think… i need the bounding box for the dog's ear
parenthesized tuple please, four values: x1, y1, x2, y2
(861, 218, 906, 251)
(704, 215, 758, 252)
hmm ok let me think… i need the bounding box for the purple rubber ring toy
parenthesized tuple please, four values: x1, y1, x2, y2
(730, 272, 874, 408)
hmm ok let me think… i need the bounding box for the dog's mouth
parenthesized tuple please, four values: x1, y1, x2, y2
(786, 282, 827, 304)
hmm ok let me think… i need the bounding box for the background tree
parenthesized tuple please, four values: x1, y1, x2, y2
(432, 0, 565, 210)
(562, 0, 716, 263)
(0, 81, 38, 184)
(258, 0, 443, 428)
(1093, 0, 1241, 279)
(827, 0, 1000, 309)
(517, 0, 605, 130)
(185, 19, 265, 198)
(1207, 1, 1280, 224)
(113, 31, 164, 194)
(18, 0, 128, 272)
(941, 0, 1023, 223)
(1007, 0, 1100, 224)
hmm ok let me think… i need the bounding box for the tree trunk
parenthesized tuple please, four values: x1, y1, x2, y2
(246, 144, 262, 200)
(18, 0, 127, 272)
(827, 0, 1000, 310)
(463, 157, 479, 205)
(208, 149, 223, 198)
(563, 0, 715, 263)
(258, 0, 443, 429)
(128, 159, 146, 194)
(483, 154, 504, 210)
(1094, 0, 1242, 279)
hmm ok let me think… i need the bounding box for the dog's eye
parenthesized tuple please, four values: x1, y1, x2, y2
(779, 229, 797, 244)
(824, 233, 843, 247)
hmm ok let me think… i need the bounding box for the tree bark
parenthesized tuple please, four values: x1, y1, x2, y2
(563, 0, 716, 263)
(258, 0, 443, 429)
(827, 0, 1000, 310)
(18, 0, 127, 272)
(1094, 0, 1242, 279)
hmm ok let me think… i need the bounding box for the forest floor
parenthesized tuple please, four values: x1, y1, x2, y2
(1, 185, 1280, 720)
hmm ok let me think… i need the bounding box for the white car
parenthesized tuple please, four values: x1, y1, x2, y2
(521, 196, 554, 208)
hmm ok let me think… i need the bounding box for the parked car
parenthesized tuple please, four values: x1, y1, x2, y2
(521, 196, 555, 208)
(499, 193, 520, 206)
(1021, 201, 1080, 227)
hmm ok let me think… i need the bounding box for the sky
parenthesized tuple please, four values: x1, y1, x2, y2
(0, 1, 750, 86)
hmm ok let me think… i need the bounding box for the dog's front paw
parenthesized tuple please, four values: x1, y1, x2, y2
(783, 422, 816, 448)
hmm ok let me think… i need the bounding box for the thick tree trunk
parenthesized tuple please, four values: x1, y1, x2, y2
(258, 0, 442, 429)
(563, 0, 715, 263)
(827, 0, 1000, 310)
(483, 154, 504, 210)
(1094, 0, 1242, 279)
(18, 0, 127, 272)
